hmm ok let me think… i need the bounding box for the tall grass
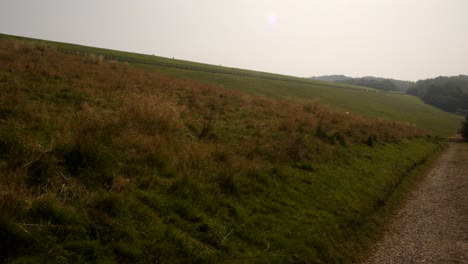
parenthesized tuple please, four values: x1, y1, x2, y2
(0, 39, 441, 263)
(0, 33, 461, 137)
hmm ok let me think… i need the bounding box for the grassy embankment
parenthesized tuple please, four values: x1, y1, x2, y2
(0, 38, 445, 263)
(0, 33, 461, 137)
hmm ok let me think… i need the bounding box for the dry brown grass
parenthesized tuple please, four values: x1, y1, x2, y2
(0, 38, 440, 264)
(0, 39, 428, 201)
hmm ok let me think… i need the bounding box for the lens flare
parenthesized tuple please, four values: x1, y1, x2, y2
(268, 13, 277, 26)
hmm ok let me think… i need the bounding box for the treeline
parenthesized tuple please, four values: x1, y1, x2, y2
(407, 75, 468, 113)
(311, 75, 414, 92)
(337, 77, 400, 92)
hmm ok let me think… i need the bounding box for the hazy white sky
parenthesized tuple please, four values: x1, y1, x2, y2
(1, 0, 467, 80)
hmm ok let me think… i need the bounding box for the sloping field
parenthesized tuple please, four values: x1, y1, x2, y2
(0, 37, 444, 263)
(0, 33, 461, 137)
(144, 66, 459, 137)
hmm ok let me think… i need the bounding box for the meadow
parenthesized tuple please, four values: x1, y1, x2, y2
(0, 33, 461, 137)
(0, 37, 447, 263)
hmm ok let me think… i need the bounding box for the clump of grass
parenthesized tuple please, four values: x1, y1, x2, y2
(29, 198, 80, 226)
(53, 88, 86, 108)
(59, 142, 115, 187)
(26, 154, 53, 187)
(0, 128, 26, 170)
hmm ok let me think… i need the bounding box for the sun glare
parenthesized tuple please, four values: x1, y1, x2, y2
(268, 13, 278, 26)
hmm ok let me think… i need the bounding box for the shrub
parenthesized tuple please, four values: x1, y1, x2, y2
(460, 116, 468, 141)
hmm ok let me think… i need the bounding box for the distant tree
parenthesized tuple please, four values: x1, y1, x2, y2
(311, 76, 415, 92)
(407, 75, 468, 113)
(460, 116, 468, 141)
(336, 78, 399, 91)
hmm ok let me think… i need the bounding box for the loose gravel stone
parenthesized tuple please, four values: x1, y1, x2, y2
(364, 143, 468, 264)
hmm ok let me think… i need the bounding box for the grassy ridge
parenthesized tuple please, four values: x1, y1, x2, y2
(0, 38, 444, 263)
(0, 33, 461, 137)
(143, 66, 460, 137)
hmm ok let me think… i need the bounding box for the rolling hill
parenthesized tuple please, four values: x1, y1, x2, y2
(0, 33, 459, 137)
(0, 34, 455, 263)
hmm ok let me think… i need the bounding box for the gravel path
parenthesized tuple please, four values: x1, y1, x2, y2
(364, 143, 468, 264)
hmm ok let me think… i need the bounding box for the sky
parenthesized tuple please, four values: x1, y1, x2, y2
(1, 0, 467, 81)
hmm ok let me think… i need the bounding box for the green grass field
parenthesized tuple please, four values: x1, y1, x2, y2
(0, 33, 461, 137)
(0, 35, 455, 263)
(142, 65, 460, 137)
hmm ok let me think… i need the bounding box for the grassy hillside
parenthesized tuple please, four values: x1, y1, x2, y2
(0, 33, 461, 137)
(0, 38, 444, 263)
(144, 66, 461, 137)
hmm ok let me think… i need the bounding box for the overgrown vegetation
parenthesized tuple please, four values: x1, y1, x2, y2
(460, 116, 468, 141)
(311, 75, 415, 92)
(0, 33, 461, 137)
(136, 66, 461, 138)
(0, 39, 443, 263)
(407, 75, 468, 113)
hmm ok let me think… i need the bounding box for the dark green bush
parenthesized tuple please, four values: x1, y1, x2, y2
(460, 116, 468, 141)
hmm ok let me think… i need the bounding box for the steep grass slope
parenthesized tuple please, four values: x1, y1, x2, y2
(0, 33, 461, 137)
(0, 39, 442, 263)
(141, 67, 460, 138)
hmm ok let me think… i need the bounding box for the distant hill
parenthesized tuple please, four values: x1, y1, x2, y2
(311, 75, 415, 92)
(407, 75, 468, 113)
(310, 74, 353, 82)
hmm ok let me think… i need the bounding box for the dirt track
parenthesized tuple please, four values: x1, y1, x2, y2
(364, 143, 468, 263)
